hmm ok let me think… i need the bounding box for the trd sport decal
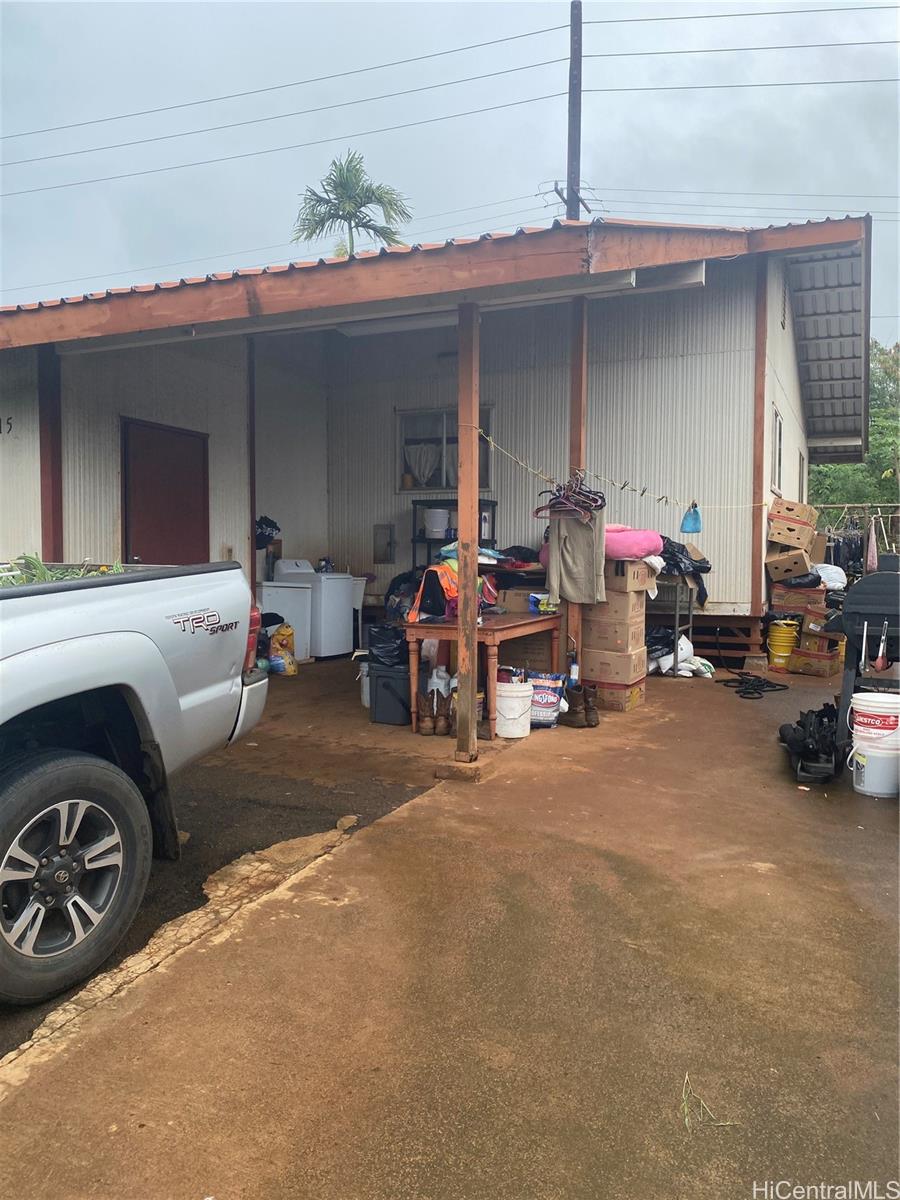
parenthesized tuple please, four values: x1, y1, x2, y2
(168, 609, 239, 635)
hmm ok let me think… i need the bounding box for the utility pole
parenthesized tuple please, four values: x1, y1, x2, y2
(566, 0, 582, 220)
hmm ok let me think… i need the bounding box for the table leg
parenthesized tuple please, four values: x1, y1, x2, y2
(551, 626, 561, 676)
(486, 643, 498, 741)
(408, 640, 420, 733)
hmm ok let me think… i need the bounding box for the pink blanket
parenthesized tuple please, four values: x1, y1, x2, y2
(604, 524, 664, 560)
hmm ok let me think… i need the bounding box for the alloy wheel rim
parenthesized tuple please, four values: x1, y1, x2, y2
(0, 799, 124, 958)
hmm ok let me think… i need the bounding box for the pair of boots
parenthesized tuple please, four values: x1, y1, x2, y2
(417, 689, 451, 735)
(559, 684, 600, 729)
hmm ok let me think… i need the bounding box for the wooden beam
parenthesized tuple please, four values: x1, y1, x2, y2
(455, 302, 480, 762)
(247, 336, 257, 590)
(37, 345, 63, 561)
(566, 294, 589, 669)
(750, 256, 768, 617)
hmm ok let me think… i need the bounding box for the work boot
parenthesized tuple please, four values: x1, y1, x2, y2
(583, 683, 600, 728)
(434, 690, 450, 736)
(558, 685, 588, 728)
(417, 691, 435, 735)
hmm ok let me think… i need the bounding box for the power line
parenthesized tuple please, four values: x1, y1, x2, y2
(2, 59, 569, 169)
(585, 76, 898, 94)
(0, 93, 568, 199)
(600, 204, 899, 223)
(588, 196, 899, 215)
(586, 38, 897, 58)
(586, 184, 900, 200)
(585, 5, 898, 24)
(1, 23, 570, 141)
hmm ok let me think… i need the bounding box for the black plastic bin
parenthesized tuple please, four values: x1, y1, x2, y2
(369, 661, 428, 725)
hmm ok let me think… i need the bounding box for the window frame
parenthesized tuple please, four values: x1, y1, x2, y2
(771, 406, 784, 496)
(396, 405, 493, 493)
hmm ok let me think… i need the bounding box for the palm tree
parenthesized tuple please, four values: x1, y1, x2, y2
(292, 150, 412, 257)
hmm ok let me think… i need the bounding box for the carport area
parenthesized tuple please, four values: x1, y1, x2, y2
(1, 671, 896, 1199)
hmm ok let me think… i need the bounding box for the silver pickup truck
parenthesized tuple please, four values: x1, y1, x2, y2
(0, 562, 267, 1004)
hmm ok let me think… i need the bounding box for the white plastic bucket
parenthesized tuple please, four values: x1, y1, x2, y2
(424, 508, 450, 538)
(849, 692, 900, 750)
(496, 681, 533, 739)
(848, 746, 900, 798)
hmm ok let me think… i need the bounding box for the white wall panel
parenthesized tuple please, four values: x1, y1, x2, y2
(254, 333, 329, 561)
(327, 260, 757, 611)
(0, 348, 42, 560)
(765, 257, 808, 502)
(61, 338, 250, 569)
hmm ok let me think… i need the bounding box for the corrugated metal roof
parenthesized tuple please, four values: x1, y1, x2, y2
(0, 214, 864, 316)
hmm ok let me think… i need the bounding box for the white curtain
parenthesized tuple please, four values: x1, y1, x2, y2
(406, 442, 441, 487)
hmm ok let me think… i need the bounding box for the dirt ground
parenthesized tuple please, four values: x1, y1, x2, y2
(0, 667, 896, 1199)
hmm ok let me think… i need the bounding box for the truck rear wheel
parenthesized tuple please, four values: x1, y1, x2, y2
(0, 750, 152, 1005)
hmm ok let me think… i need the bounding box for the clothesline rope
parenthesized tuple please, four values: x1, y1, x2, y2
(466, 426, 770, 513)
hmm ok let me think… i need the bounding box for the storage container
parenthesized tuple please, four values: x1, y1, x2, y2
(369, 662, 427, 725)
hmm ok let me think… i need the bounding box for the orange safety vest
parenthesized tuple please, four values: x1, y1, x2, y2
(407, 562, 459, 623)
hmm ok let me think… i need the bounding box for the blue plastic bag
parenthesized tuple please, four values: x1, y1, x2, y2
(680, 502, 702, 534)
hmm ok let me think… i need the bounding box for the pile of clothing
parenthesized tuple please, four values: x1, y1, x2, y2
(407, 542, 502, 623)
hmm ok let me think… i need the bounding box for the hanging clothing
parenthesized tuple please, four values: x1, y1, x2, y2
(865, 517, 879, 573)
(547, 509, 607, 605)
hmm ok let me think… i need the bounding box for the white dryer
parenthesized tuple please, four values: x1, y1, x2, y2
(273, 559, 354, 657)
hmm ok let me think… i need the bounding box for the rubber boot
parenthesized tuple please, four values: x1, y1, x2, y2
(583, 683, 600, 728)
(434, 690, 450, 736)
(417, 691, 435, 735)
(558, 685, 588, 728)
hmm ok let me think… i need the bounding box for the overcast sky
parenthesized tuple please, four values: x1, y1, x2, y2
(1, 1, 897, 340)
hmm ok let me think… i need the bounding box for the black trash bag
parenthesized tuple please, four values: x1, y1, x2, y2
(368, 624, 406, 668)
(255, 514, 281, 550)
(500, 545, 540, 563)
(385, 569, 423, 621)
(660, 536, 711, 607)
(646, 625, 677, 659)
(780, 570, 822, 589)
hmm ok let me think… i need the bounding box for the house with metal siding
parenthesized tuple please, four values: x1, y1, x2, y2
(0, 216, 871, 631)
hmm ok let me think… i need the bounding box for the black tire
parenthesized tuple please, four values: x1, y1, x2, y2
(0, 750, 152, 1005)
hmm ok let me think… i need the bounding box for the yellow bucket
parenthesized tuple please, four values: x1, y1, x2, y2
(768, 619, 799, 671)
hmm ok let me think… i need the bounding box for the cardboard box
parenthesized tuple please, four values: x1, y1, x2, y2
(605, 560, 651, 593)
(582, 616, 645, 654)
(787, 647, 841, 678)
(810, 532, 827, 562)
(581, 646, 647, 685)
(802, 606, 843, 640)
(584, 591, 645, 623)
(586, 678, 646, 712)
(799, 632, 833, 655)
(766, 548, 812, 582)
(768, 498, 818, 552)
(496, 588, 534, 615)
(770, 582, 826, 613)
(502, 631, 556, 673)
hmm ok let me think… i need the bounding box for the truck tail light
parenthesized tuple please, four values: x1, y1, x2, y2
(244, 604, 261, 672)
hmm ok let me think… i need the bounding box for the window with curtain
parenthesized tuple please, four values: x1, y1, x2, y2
(397, 407, 491, 490)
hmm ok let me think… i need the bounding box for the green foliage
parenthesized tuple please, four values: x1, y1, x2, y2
(0, 554, 123, 586)
(809, 339, 900, 506)
(292, 150, 412, 256)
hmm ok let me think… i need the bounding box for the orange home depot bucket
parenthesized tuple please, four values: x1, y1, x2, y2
(767, 619, 799, 671)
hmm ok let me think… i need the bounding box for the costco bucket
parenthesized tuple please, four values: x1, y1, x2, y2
(849, 692, 900, 750)
(495, 681, 533, 739)
(767, 619, 799, 671)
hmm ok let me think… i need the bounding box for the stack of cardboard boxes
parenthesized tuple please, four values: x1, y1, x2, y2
(766, 498, 842, 678)
(581, 561, 651, 711)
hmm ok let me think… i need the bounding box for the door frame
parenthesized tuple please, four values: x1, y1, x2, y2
(120, 416, 210, 564)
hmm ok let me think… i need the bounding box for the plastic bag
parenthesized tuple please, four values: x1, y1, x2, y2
(368, 624, 406, 668)
(269, 623, 295, 658)
(814, 563, 847, 591)
(269, 651, 297, 676)
(781, 570, 822, 589)
(680, 503, 702, 534)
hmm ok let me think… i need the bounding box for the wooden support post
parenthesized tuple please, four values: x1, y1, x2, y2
(455, 303, 480, 762)
(566, 294, 589, 669)
(37, 345, 63, 562)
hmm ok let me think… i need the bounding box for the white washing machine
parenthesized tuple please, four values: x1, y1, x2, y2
(258, 583, 312, 662)
(273, 559, 354, 657)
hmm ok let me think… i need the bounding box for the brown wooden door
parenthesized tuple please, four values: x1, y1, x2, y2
(122, 418, 210, 565)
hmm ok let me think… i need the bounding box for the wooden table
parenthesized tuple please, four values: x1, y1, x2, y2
(403, 613, 562, 739)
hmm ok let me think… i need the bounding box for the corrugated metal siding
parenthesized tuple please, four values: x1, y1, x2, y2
(61, 337, 251, 569)
(0, 348, 42, 559)
(327, 260, 757, 611)
(765, 258, 808, 500)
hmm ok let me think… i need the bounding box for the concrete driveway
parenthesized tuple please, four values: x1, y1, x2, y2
(0, 674, 896, 1199)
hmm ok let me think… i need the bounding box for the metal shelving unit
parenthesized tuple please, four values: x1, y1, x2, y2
(410, 499, 498, 570)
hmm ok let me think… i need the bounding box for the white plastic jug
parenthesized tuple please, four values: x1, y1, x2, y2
(428, 666, 451, 696)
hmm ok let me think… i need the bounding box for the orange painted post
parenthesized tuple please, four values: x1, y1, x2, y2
(566, 294, 589, 669)
(455, 302, 480, 762)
